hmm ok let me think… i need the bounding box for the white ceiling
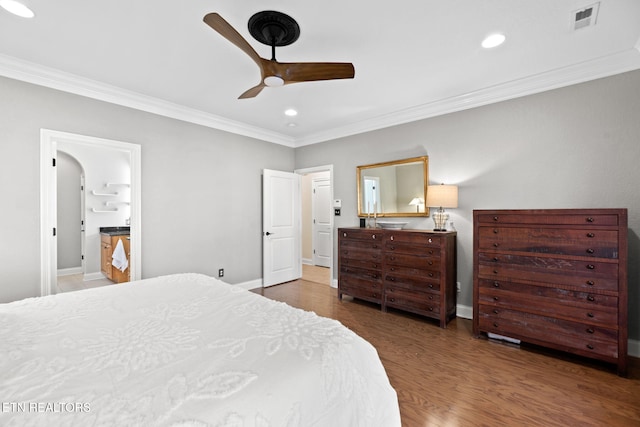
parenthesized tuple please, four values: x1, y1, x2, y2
(1, 0, 639, 147)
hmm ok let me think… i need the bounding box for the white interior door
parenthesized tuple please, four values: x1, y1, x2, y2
(312, 177, 331, 267)
(263, 169, 301, 287)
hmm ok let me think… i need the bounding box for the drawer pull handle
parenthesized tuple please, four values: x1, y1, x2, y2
(493, 270, 499, 274)
(428, 284, 434, 289)
(493, 229, 499, 234)
(586, 264, 595, 270)
(390, 267, 395, 271)
(493, 322, 499, 328)
(586, 217, 594, 223)
(372, 235, 376, 239)
(428, 238, 433, 243)
(428, 296, 434, 300)
(428, 273, 434, 277)
(343, 232, 347, 237)
(389, 277, 395, 281)
(493, 216, 499, 221)
(389, 298, 395, 302)
(493, 243, 499, 248)
(390, 236, 394, 241)
(586, 344, 594, 350)
(586, 232, 595, 238)
(586, 328, 594, 334)
(428, 250, 434, 254)
(493, 281, 500, 287)
(428, 307, 434, 311)
(586, 248, 594, 254)
(428, 261, 433, 266)
(493, 296, 499, 301)
(586, 280, 595, 286)
(493, 257, 499, 262)
(587, 312, 594, 318)
(493, 309, 499, 314)
(587, 295, 595, 302)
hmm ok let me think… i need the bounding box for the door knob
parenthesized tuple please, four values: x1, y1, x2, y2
(265, 231, 274, 236)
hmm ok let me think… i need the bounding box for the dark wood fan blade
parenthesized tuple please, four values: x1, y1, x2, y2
(275, 62, 355, 83)
(238, 83, 266, 99)
(203, 13, 263, 68)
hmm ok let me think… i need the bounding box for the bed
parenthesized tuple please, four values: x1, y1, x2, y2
(0, 273, 401, 426)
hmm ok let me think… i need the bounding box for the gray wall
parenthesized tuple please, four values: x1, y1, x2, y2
(0, 75, 294, 302)
(295, 70, 640, 341)
(56, 151, 82, 270)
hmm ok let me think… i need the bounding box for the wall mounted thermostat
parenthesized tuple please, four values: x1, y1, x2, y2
(333, 199, 342, 208)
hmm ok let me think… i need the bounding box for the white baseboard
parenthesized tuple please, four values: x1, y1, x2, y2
(83, 272, 107, 282)
(302, 258, 313, 265)
(456, 303, 473, 320)
(57, 267, 82, 276)
(456, 303, 639, 358)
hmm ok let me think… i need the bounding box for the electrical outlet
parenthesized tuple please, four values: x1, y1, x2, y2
(456, 282, 461, 293)
(218, 268, 224, 278)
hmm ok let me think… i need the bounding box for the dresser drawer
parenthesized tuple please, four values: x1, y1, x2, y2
(340, 239, 383, 252)
(385, 231, 442, 248)
(385, 275, 440, 293)
(385, 288, 440, 317)
(339, 282, 382, 304)
(478, 226, 619, 258)
(340, 229, 384, 241)
(385, 266, 441, 286)
(478, 279, 618, 327)
(477, 252, 619, 291)
(385, 252, 440, 270)
(476, 212, 620, 226)
(340, 265, 382, 283)
(340, 255, 382, 271)
(478, 307, 619, 360)
(340, 246, 382, 262)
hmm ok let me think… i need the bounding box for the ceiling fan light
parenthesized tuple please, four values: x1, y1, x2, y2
(482, 33, 506, 49)
(264, 76, 285, 87)
(0, 0, 35, 18)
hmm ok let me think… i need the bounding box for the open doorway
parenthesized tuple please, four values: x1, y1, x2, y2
(40, 129, 142, 296)
(296, 165, 333, 287)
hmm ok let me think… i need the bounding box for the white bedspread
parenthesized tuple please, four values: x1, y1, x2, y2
(0, 273, 400, 426)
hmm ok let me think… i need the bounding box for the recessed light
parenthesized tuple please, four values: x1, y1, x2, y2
(0, 0, 35, 18)
(481, 33, 506, 49)
(287, 123, 297, 127)
(284, 108, 298, 117)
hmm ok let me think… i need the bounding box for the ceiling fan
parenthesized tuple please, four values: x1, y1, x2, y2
(203, 11, 355, 99)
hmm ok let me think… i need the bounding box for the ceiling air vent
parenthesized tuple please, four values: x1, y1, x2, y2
(572, 2, 600, 30)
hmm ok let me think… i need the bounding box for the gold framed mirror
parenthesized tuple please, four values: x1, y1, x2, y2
(357, 156, 429, 217)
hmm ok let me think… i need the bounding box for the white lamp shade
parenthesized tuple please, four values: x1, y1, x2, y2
(408, 197, 424, 206)
(426, 185, 458, 208)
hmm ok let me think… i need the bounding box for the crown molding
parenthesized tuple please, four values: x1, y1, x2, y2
(294, 47, 640, 147)
(2, 49, 639, 149)
(0, 54, 296, 147)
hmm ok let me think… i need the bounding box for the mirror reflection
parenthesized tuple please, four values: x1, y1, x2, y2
(357, 156, 429, 217)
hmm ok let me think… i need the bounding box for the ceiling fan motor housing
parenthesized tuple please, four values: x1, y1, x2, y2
(248, 10, 300, 47)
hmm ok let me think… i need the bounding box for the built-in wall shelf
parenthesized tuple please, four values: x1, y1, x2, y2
(91, 208, 118, 213)
(91, 190, 118, 196)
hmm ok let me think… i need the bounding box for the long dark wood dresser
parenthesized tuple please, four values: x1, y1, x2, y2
(472, 209, 628, 375)
(338, 227, 457, 328)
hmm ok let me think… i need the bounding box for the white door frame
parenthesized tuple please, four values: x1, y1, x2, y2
(295, 165, 334, 288)
(40, 129, 142, 296)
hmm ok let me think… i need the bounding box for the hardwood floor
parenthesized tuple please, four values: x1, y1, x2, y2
(253, 279, 640, 427)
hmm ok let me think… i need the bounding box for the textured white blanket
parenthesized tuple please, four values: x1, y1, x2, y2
(0, 273, 400, 426)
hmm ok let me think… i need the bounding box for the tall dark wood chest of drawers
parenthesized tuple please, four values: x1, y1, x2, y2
(472, 209, 628, 375)
(338, 227, 457, 328)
